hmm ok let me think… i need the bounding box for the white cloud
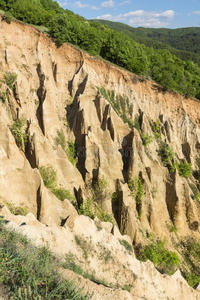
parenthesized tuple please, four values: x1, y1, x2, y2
(91, 6, 99, 10)
(191, 11, 200, 15)
(118, 1, 130, 6)
(97, 14, 125, 22)
(97, 9, 175, 28)
(73, 1, 88, 8)
(101, 0, 115, 8)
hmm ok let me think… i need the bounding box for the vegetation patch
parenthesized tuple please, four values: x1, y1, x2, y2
(79, 197, 115, 225)
(79, 198, 94, 219)
(39, 165, 57, 190)
(66, 140, 76, 165)
(150, 119, 161, 139)
(119, 239, 133, 252)
(53, 187, 74, 202)
(0, 221, 89, 299)
(97, 87, 134, 129)
(3, 72, 17, 89)
(178, 160, 192, 178)
(166, 223, 177, 233)
(158, 142, 174, 166)
(39, 165, 74, 202)
(128, 176, 144, 220)
(136, 240, 179, 274)
(128, 177, 144, 205)
(189, 183, 200, 201)
(141, 133, 153, 147)
(93, 176, 110, 203)
(6, 202, 28, 216)
(11, 118, 28, 150)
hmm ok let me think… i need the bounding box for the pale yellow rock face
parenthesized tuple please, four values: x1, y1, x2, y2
(0, 17, 200, 299)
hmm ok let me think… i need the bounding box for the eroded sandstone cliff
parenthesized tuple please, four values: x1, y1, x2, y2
(0, 16, 200, 299)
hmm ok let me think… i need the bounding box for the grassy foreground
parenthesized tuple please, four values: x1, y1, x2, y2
(0, 218, 89, 299)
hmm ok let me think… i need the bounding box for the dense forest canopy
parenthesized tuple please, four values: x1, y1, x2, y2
(94, 20, 200, 67)
(1, 0, 200, 99)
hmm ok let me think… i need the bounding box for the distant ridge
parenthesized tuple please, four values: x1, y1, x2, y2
(92, 19, 200, 66)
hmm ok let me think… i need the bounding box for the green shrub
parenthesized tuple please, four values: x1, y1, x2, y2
(169, 160, 179, 173)
(79, 198, 114, 224)
(185, 273, 200, 287)
(3, 72, 17, 89)
(39, 165, 75, 203)
(158, 142, 174, 165)
(66, 141, 76, 165)
(0, 222, 89, 299)
(187, 242, 200, 260)
(189, 183, 200, 201)
(141, 133, 153, 147)
(166, 223, 177, 233)
(79, 198, 94, 219)
(137, 240, 179, 274)
(11, 118, 28, 150)
(2, 11, 13, 23)
(6, 202, 28, 216)
(39, 165, 57, 190)
(128, 177, 144, 205)
(151, 120, 161, 139)
(119, 239, 133, 252)
(178, 161, 192, 178)
(95, 206, 115, 225)
(93, 176, 110, 203)
(53, 187, 74, 202)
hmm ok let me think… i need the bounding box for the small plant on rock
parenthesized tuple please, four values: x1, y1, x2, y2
(93, 176, 110, 203)
(53, 187, 74, 202)
(137, 240, 179, 274)
(178, 160, 192, 178)
(141, 133, 153, 147)
(151, 119, 161, 139)
(158, 142, 174, 166)
(128, 176, 144, 205)
(3, 72, 17, 89)
(119, 239, 133, 252)
(66, 141, 76, 165)
(39, 165, 57, 190)
(6, 202, 28, 216)
(11, 118, 28, 150)
(79, 198, 94, 219)
(39, 165, 74, 202)
(189, 183, 200, 201)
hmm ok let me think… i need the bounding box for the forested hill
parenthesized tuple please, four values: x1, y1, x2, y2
(93, 20, 200, 67)
(1, 0, 200, 100)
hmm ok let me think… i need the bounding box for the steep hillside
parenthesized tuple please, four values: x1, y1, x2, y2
(1, 16, 200, 299)
(1, 0, 200, 99)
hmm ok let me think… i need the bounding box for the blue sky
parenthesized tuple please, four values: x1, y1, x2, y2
(58, 0, 200, 28)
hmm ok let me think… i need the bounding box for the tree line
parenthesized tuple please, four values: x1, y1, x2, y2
(1, 0, 200, 99)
